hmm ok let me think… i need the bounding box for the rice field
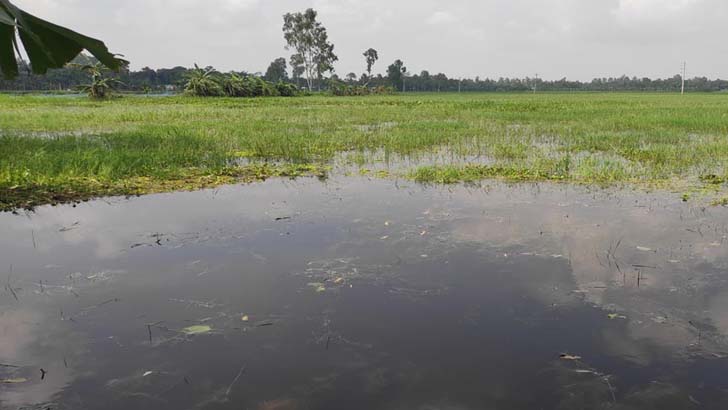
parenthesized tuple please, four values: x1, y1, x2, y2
(1, 92, 728, 210)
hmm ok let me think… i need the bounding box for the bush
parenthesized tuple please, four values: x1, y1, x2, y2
(329, 83, 395, 96)
(275, 81, 299, 97)
(184, 66, 224, 97)
(220, 75, 298, 98)
(186, 66, 299, 98)
(221, 74, 247, 97)
(185, 77, 223, 97)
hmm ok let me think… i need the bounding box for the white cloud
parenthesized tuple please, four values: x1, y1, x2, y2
(426, 11, 458, 25)
(615, 0, 700, 22)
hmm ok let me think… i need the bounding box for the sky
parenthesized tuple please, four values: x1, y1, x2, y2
(15, 0, 728, 80)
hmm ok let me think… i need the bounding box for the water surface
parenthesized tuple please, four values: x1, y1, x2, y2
(2, 178, 728, 409)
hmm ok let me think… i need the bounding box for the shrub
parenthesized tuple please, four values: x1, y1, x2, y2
(184, 65, 223, 97)
(275, 81, 299, 97)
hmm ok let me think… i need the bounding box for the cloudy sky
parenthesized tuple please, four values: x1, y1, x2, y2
(16, 0, 728, 80)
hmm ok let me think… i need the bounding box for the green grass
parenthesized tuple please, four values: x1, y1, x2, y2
(2, 92, 728, 210)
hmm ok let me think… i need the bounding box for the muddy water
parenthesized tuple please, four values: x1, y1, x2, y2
(2, 178, 728, 410)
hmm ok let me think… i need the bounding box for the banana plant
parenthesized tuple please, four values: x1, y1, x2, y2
(0, 0, 126, 79)
(73, 62, 123, 99)
(184, 64, 223, 97)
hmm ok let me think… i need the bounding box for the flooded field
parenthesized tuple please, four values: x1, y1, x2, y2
(2, 177, 728, 409)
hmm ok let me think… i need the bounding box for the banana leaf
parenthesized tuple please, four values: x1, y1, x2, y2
(0, 0, 125, 79)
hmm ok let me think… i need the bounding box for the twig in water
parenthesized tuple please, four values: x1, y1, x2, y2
(603, 376, 617, 404)
(40, 368, 47, 380)
(688, 321, 703, 345)
(82, 298, 120, 311)
(32, 230, 37, 249)
(6, 265, 18, 301)
(225, 364, 247, 397)
(326, 335, 331, 350)
(145, 321, 164, 344)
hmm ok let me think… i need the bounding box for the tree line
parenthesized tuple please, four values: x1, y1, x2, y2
(3, 57, 726, 94)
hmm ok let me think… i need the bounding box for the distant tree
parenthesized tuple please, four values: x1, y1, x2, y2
(433, 73, 448, 92)
(345, 72, 357, 84)
(387, 59, 406, 91)
(290, 54, 305, 88)
(282, 8, 338, 91)
(0, 0, 126, 79)
(314, 39, 337, 90)
(363, 48, 379, 79)
(264, 57, 288, 83)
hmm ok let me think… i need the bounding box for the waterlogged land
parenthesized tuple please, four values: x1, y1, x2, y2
(1, 93, 728, 210)
(5, 93, 728, 409)
(3, 179, 728, 409)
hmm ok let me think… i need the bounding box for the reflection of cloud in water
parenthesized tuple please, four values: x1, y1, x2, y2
(0, 307, 81, 408)
(446, 185, 728, 361)
(0, 181, 311, 260)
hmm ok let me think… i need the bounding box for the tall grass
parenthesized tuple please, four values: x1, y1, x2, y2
(2, 92, 728, 209)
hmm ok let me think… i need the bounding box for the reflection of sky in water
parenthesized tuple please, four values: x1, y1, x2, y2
(1, 178, 728, 409)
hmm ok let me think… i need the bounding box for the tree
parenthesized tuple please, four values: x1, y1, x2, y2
(345, 72, 357, 84)
(387, 59, 406, 91)
(264, 57, 288, 83)
(73, 62, 122, 99)
(313, 39, 337, 90)
(282, 8, 337, 91)
(290, 54, 305, 88)
(0, 0, 125, 79)
(363, 48, 378, 80)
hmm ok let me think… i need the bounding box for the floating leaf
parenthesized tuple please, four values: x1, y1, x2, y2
(333, 277, 344, 284)
(1, 377, 28, 384)
(306, 282, 327, 292)
(182, 325, 212, 335)
(241, 315, 249, 322)
(607, 313, 627, 320)
(142, 371, 154, 377)
(636, 246, 653, 252)
(559, 354, 582, 361)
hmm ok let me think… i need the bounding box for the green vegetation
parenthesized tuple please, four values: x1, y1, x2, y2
(74, 62, 123, 99)
(0, 0, 125, 79)
(184, 65, 299, 98)
(2, 92, 728, 210)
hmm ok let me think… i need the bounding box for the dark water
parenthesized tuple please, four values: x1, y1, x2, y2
(2, 178, 728, 410)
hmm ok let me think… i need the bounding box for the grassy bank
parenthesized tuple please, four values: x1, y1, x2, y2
(1, 93, 728, 210)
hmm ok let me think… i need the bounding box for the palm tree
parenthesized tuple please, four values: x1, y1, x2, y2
(0, 0, 125, 79)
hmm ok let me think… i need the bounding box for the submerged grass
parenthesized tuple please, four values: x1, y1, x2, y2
(2, 92, 728, 209)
